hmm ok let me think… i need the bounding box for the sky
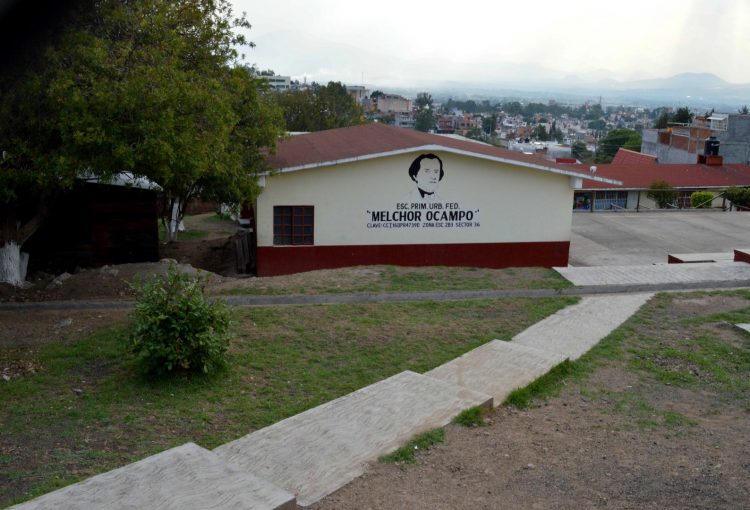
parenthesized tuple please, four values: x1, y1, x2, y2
(231, 0, 750, 89)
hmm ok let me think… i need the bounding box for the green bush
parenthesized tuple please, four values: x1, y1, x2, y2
(646, 180, 677, 208)
(129, 265, 231, 377)
(725, 187, 750, 208)
(690, 191, 714, 208)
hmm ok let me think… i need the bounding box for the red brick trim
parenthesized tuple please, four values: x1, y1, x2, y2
(256, 241, 569, 276)
(734, 249, 750, 264)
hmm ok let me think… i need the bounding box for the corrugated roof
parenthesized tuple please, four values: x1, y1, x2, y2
(583, 162, 750, 190)
(265, 123, 620, 184)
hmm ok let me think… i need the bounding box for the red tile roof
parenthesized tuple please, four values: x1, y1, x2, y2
(266, 123, 617, 183)
(611, 148, 657, 166)
(583, 162, 750, 189)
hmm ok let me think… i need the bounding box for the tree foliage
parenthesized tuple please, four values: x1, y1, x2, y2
(531, 124, 549, 141)
(571, 141, 592, 161)
(654, 107, 693, 128)
(646, 180, 678, 208)
(414, 92, 434, 132)
(276, 81, 364, 132)
(0, 0, 285, 251)
(654, 111, 671, 129)
(725, 187, 750, 209)
(130, 265, 231, 377)
(672, 107, 693, 124)
(482, 115, 496, 135)
(690, 191, 714, 209)
(595, 128, 642, 163)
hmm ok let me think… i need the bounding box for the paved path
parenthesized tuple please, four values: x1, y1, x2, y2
(569, 211, 750, 266)
(214, 371, 491, 507)
(513, 293, 653, 360)
(555, 261, 750, 287)
(4, 276, 750, 312)
(8, 443, 296, 510)
(10, 292, 655, 509)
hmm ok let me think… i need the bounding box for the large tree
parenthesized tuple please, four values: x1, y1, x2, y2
(414, 92, 434, 132)
(0, 0, 284, 285)
(276, 81, 364, 132)
(595, 128, 642, 163)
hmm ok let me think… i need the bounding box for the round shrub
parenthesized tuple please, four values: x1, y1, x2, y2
(129, 265, 231, 377)
(690, 191, 714, 208)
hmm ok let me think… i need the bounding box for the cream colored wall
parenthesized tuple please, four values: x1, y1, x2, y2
(634, 190, 724, 209)
(257, 152, 574, 247)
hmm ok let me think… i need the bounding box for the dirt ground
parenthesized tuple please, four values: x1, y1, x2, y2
(2, 216, 749, 508)
(309, 294, 750, 510)
(0, 213, 238, 303)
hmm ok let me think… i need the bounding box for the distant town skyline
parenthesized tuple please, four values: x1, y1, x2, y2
(232, 0, 750, 88)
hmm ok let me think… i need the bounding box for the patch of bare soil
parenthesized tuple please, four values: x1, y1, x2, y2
(0, 309, 128, 385)
(312, 385, 748, 510)
(309, 294, 750, 510)
(0, 261, 224, 303)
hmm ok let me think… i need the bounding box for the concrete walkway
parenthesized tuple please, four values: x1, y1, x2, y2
(214, 371, 492, 506)
(10, 291, 655, 510)
(555, 260, 750, 287)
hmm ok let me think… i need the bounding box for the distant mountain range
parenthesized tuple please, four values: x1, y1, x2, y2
(247, 31, 749, 110)
(399, 73, 750, 110)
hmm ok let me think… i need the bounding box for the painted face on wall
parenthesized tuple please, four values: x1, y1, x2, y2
(415, 159, 441, 193)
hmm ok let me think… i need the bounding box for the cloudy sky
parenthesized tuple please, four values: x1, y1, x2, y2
(231, 0, 750, 88)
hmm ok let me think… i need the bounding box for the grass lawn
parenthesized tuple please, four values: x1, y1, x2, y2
(214, 265, 572, 296)
(506, 290, 750, 424)
(316, 290, 750, 509)
(0, 296, 575, 507)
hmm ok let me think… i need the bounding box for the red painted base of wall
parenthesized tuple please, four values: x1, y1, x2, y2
(256, 241, 570, 277)
(734, 249, 750, 264)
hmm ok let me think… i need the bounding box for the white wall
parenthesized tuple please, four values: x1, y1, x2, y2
(257, 152, 574, 247)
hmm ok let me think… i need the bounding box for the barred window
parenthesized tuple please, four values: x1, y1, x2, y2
(273, 206, 314, 245)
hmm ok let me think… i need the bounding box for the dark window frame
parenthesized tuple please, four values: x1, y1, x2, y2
(273, 205, 314, 245)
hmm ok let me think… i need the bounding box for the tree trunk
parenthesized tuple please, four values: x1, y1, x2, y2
(0, 241, 24, 286)
(166, 199, 185, 242)
(0, 201, 47, 287)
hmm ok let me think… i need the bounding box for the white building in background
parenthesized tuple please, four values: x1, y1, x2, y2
(262, 75, 291, 92)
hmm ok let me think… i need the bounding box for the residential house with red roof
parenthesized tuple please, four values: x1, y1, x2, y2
(575, 148, 750, 211)
(254, 123, 618, 276)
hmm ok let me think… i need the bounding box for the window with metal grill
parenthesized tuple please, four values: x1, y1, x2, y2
(273, 206, 314, 245)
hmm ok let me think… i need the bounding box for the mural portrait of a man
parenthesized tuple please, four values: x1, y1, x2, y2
(407, 153, 444, 202)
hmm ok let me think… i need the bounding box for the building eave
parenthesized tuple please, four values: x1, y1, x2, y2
(268, 144, 622, 185)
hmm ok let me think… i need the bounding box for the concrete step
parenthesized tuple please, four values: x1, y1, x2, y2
(213, 370, 492, 506)
(513, 293, 653, 360)
(668, 252, 734, 263)
(9, 442, 295, 510)
(555, 261, 750, 287)
(424, 340, 568, 406)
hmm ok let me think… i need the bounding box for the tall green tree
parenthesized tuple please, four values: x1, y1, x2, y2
(276, 81, 364, 132)
(654, 110, 671, 128)
(482, 115, 496, 135)
(595, 128, 642, 163)
(414, 92, 434, 132)
(672, 107, 693, 124)
(531, 124, 549, 141)
(0, 0, 284, 285)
